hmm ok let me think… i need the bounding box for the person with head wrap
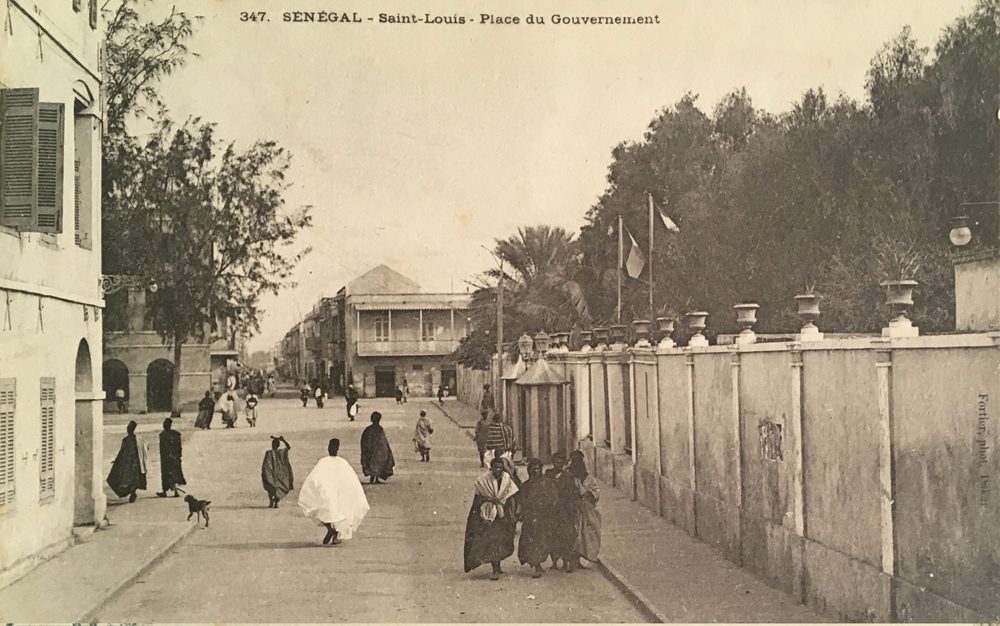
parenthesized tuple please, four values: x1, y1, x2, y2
(463, 457, 519, 580)
(156, 418, 185, 498)
(517, 458, 559, 577)
(107, 420, 148, 503)
(413, 410, 434, 462)
(298, 438, 370, 545)
(567, 449, 601, 568)
(360, 412, 395, 484)
(262, 436, 294, 508)
(544, 450, 579, 571)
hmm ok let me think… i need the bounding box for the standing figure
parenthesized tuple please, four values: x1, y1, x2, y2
(115, 388, 126, 414)
(360, 412, 395, 484)
(437, 384, 445, 404)
(194, 391, 215, 430)
(156, 418, 186, 498)
(463, 458, 519, 580)
(106, 420, 148, 503)
(567, 450, 601, 568)
(401, 377, 409, 403)
(245, 392, 259, 427)
(315, 383, 325, 409)
(493, 448, 522, 487)
(479, 384, 495, 417)
(220, 392, 238, 428)
(262, 436, 294, 508)
(298, 438, 370, 545)
(345, 384, 359, 421)
(485, 414, 515, 458)
(413, 410, 434, 462)
(474, 412, 490, 467)
(517, 459, 558, 577)
(394, 384, 403, 405)
(300, 382, 311, 408)
(544, 451, 579, 571)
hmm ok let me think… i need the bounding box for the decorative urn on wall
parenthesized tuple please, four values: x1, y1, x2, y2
(793, 293, 823, 341)
(686, 311, 709, 347)
(579, 330, 593, 352)
(655, 317, 675, 349)
(632, 319, 652, 348)
(733, 303, 759, 345)
(593, 327, 610, 351)
(609, 324, 627, 349)
(881, 280, 919, 338)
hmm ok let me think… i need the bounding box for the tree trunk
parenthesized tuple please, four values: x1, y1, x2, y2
(171, 334, 184, 417)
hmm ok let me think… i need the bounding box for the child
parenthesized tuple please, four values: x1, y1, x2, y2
(245, 392, 259, 427)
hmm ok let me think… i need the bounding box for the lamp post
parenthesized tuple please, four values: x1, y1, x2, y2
(99, 275, 158, 297)
(482, 245, 504, 415)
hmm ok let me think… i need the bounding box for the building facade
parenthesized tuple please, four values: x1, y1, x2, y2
(0, 0, 106, 587)
(280, 265, 471, 398)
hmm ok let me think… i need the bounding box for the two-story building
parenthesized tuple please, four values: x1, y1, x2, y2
(0, 0, 106, 587)
(281, 265, 472, 398)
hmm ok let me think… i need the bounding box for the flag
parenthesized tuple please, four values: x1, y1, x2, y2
(623, 226, 645, 278)
(653, 198, 680, 232)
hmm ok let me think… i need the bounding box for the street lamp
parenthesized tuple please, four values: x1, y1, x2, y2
(949, 216, 972, 247)
(99, 275, 158, 297)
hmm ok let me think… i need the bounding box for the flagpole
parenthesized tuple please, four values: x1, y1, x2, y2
(648, 192, 654, 317)
(617, 214, 623, 323)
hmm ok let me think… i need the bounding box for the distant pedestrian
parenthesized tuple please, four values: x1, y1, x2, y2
(401, 377, 409, 403)
(194, 391, 215, 429)
(474, 412, 490, 467)
(437, 384, 445, 404)
(300, 382, 310, 408)
(345, 384, 359, 421)
(298, 438, 370, 545)
(262, 436, 294, 508)
(485, 413, 515, 457)
(106, 420, 148, 503)
(220, 392, 238, 428)
(245, 392, 259, 427)
(115, 388, 126, 414)
(545, 451, 578, 571)
(517, 459, 558, 577)
(315, 385, 324, 409)
(156, 418, 185, 498)
(413, 410, 434, 462)
(463, 458, 519, 580)
(360, 412, 394, 484)
(479, 384, 495, 416)
(567, 450, 601, 568)
(394, 384, 403, 405)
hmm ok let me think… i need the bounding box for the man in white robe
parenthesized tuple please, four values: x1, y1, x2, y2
(298, 438, 370, 545)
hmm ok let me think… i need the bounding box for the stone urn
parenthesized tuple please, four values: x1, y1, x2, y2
(733, 303, 759, 345)
(881, 280, 919, 338)
(632, 319, 652, 347)
(609, 324, 628, 348)
(794, 293, 823, 341)
(579, 330, 593, 352)
(593, 327, 610, 351)
(686, 311, 709, 347)
(656, 317, 676, 349)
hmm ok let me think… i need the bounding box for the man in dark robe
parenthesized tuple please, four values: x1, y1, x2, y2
(156, 418, 185, 497)
(464, 458, 519, 580)
(360, 411, 394, 484)
(262, 435, 294, 508)
(345, 384, 359, 421)
(194, 391, 215, 429)
(107, 420, 147, 503)
(545, 451, 579, 571)
(517, 458, 558, 577)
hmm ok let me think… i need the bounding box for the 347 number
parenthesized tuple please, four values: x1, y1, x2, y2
(240, 12, 267, 22)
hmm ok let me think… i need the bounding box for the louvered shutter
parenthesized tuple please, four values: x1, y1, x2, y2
(0, 88, 39, 228)
(89, 0, 97, 29)
(39, 378, 55, 500)
(0, 380, 15, 509)
(73, 0, 81, 12)
(35, 103, 63, 233)
(74, 159, 81, 246)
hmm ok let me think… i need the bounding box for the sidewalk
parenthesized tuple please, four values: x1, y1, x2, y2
(0, 416, 196, 624)
(437, 399, 827, 623)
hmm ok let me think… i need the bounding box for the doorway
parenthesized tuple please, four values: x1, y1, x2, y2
(441, 368, 456, 397)
(146, 359, 174, 412)
(374, 370, 396, 398)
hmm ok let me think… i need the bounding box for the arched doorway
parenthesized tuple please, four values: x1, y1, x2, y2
(102, 359, 129, 413)
(75, 339, 95, 525)
(146, 359, 174, 413)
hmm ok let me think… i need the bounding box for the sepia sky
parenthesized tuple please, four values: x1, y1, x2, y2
(153, 0, 973, 353)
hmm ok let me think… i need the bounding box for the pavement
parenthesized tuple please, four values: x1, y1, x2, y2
(433, 399, 828, 623)
(0, 394, 828, 623)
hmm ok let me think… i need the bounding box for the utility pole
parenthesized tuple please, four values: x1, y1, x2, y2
(496, 257, 504, 417)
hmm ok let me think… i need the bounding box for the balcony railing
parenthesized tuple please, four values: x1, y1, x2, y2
(356, 339, 460, 356)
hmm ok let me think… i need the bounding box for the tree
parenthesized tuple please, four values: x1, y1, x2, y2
(108, 118, 311, 414)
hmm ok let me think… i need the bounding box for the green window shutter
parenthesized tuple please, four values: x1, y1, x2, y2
(39, 378, 55, 500)
(0, 88, 39, 228)
(0, 379, 16, 510)
(35, 103, 63, 234)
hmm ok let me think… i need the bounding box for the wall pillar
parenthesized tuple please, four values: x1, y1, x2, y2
(874, 340, 896, 579)
(730, 347, 744, 559)
(789, 345, 805, 537)
(685, 349, 697, 535)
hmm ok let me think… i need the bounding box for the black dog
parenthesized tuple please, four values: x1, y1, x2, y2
(184, 495, 211, 527)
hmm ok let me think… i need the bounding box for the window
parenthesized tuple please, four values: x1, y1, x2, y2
(39, 378, 55, 500)
(0, 379, 15, 510)
(421, 319, 436, 342)
(374, 316, 389, 342)
(0, 89, 64, 233)
(89, 0, 97, 29)
(412, 363, 423, 371)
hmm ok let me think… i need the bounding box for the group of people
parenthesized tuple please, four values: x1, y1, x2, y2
(464, 449, 601, 580)
(107, 418, 187, 502)
(194, 389, 259, 430)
